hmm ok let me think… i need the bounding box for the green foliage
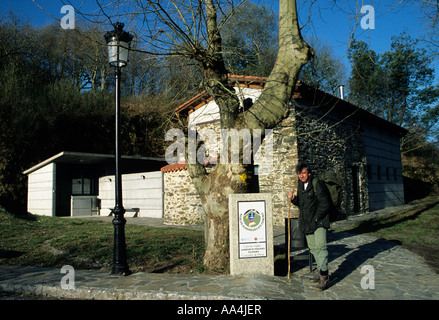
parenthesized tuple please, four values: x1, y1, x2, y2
(347, 34, 439, 130)
(0, 15, 179, 213)
(347, 33, 439, 191)
(380, 33, 438, 127)
(221, 3, 278, 77)
(221, 4, 347, 92)
(347, 39, 384, 116)
(402, 143, 439, 192)
(299, 36, 347, 94)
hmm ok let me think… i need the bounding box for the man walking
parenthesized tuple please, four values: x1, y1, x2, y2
(288, 162, 331, 291)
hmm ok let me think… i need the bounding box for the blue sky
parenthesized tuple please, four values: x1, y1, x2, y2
(0, 0, 437, 81)
(297, 1, 435, 67)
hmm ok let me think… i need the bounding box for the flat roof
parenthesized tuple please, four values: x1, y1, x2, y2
(23, 151, 166, 175)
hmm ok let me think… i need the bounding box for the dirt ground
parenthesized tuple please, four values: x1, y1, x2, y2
(403, 243, 439, 274)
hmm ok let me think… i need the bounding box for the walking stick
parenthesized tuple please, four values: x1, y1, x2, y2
(287, 199, 291, 280)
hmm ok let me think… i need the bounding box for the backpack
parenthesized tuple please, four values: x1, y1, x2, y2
(312, 171, 345, 208)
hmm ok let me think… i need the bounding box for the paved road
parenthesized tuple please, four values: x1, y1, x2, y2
(1, 230, 438, 300)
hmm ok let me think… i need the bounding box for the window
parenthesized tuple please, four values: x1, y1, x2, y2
(72, 176, 98, 195)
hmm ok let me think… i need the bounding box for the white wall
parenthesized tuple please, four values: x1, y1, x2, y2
(99, 171, 163, 218)
(27, 163, 56, 216)
(189, 99, 220, 125)
(189, 87, 262, 125)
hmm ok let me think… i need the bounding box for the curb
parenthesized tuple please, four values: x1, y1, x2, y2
(0, 281, 254, 300)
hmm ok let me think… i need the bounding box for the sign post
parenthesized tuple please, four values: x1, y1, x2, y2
(229, 193, 274, 276)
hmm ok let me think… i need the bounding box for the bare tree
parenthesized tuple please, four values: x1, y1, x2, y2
(36, 0, 312, 271)
(221, 2, 278, 76)
(185, 0, 312, 270)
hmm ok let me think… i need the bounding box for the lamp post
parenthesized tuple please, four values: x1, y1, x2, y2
(105, 22, 133, 276)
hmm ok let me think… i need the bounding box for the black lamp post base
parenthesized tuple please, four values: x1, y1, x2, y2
(109, 266, 132, 276)
(110, 207, 131, 276)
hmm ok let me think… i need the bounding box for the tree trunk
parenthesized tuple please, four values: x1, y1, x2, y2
(242, 0, 313, 130)
(188, 160, 252, 271)
(187, 0, 312, 272)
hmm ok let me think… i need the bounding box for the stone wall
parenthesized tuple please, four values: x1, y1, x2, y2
(258, 112, 300, 225)
(188, 117, 301, 227)
(162, 103, 370, 225)
(162, 168, 204, 225)
(292, 100, 369, 217)
(258, 101, 370, 224)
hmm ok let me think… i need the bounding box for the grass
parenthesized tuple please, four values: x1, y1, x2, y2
(2, 197, 439, 275)
(333, 196, 439, 273)
(0, 207, 205, 274)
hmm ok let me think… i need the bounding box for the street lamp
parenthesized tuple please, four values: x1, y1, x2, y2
(105, 22, 133, 276)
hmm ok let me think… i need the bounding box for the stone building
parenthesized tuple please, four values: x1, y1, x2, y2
(162, 75, 407, 226)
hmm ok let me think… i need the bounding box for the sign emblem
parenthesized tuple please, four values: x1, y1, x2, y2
(242, 209, 262, 230)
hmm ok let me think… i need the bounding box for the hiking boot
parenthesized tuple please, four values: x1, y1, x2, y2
(315, 274, 329, 291)
(309, 269, 321, 282)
